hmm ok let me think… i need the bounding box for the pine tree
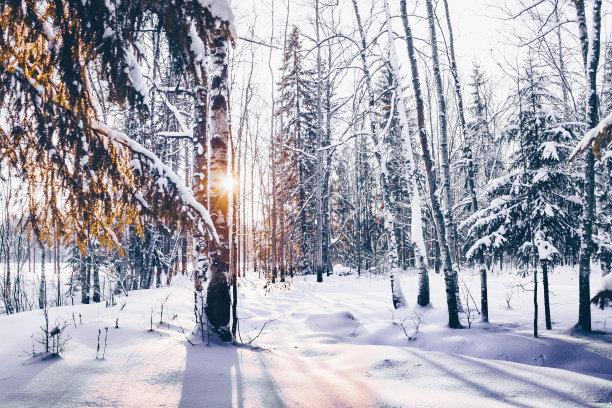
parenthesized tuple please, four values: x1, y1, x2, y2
(465, 62, 581, 332)
(0, 0, 230, 252)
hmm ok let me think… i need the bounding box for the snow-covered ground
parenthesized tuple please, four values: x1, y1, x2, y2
(0, 266, 611, 407)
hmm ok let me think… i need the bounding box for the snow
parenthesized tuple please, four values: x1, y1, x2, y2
(571, 111, 612, 159)
(1, 268, 610, 407)
(189, 23, 206, 63)
(122, 47, 150, 106)
(197, 0, 237, 39)
(383, 0, 428, 264)
(93, 122, 217, 242)
(540, 141, 559, 160)
(534, 230, 558, 260)
(601, 273, 612, 292)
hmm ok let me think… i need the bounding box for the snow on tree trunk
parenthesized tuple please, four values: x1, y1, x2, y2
(574, 0, 602, 333)
(383, 0, 429, 306)
(351, 0, 399, 271)
(193, 81, 209, 293)
(441, 0, 479, 233)
(205, 33, 232, 340)
(40, 244, 48, 308)
(425, 0, 459, 267)
(400, 0, 460, 328)
(93, 262, 100, 303)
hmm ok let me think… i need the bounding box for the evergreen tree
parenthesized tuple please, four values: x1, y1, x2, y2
(0, 0, 230, 250)
(465, 62, 581, 331)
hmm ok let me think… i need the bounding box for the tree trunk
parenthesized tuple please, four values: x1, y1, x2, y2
(383, 0, 429, 306)
(93, 261, 100, 303)
(40, 244, 47, 308)
(533, 265, 538, 338)
(352, 0, 399, 273)
(315, 0, 324, 282)
(480, 265, 488, 322)
(425, 0, 458, 267)
(79, 250, 89, 304)
(574, 0, 602, 333)
(400, 0, 460, 328)
(542, 260, 551, 330)
(205, 32, 232, 339)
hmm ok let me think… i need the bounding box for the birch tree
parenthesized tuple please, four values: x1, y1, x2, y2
(573, 0, 602, 333)
(383, 0, 429, 306)
(400, 0, 460, 328)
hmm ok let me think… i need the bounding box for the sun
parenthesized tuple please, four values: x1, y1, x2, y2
(223, 176, 234, 192)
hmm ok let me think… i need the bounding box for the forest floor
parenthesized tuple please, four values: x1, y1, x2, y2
(0, 266, 611, 407)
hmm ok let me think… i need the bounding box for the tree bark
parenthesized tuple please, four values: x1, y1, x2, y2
(93, 261, 100, 303)
(383, 0, 429, 306)
(40, 244, 48, 308)
(315, 0, 324, 282)
(480, 266, 488, 322)
(574, 0, 602, 333)
(534, 264, 538, 338)
(351, 0, 399, 270)
(425, 0, 458, 267)
(542, 260, 551, 330)
(205, 32, 232, 339)
(401, 0, 460, 328)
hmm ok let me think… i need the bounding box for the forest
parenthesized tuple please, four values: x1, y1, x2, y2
(0, 0, 611, 407)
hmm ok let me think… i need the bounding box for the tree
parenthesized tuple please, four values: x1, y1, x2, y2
(400, 0, 460, 328)
(571, 0, 602, 333)
(465, 60, 581, 333)
(205, 31, 233, 339)
(0, 0, 228, 255)
(424, 0, 459, 267)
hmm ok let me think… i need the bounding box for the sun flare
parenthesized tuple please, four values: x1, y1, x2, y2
(223, 176, 234, 192)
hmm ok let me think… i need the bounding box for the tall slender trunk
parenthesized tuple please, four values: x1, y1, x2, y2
(231, 126, 239, 338)
(383, 0, 429, 306)
(205, 32, 232, 339)
(534, 262, 539, 338)
(425, 0, 458, 267)
(93, 260, 100, 303)
(322, 47, 333, 276)
(242, 117, 248, 277)
(351, 0, 398, 270)
(40, 244, 47, 309)
(480, 265, 488, 322)
(574, 0, 602, 333)
(79, 247, 88, 304)
(251, 131, 257, 276)
(193, 75, 209, 293)
(441, 0, 478, 230)
(315, 0, 324, 282)
(54, 229, 60, 307)
(542, 260, 551, 330)
(4, 232, 12, 314)
(400, 0, 460, 328)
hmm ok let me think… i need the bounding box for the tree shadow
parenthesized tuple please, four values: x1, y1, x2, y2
(179, 339, 245, 408)
(0, 353, 62, 404)
(409, 349, 608, 408)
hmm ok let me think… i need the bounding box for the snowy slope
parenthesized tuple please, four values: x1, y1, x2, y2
(0, 269, 611, 407)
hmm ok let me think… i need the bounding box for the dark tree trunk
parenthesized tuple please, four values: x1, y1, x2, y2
(542, 260, 552, 330)
(80, 251, 89, 304)
(40, 244, 47, 308)
(534, 265, 538, 338)
(480, 266, 488, 322)
(93, 261, 100, 303)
